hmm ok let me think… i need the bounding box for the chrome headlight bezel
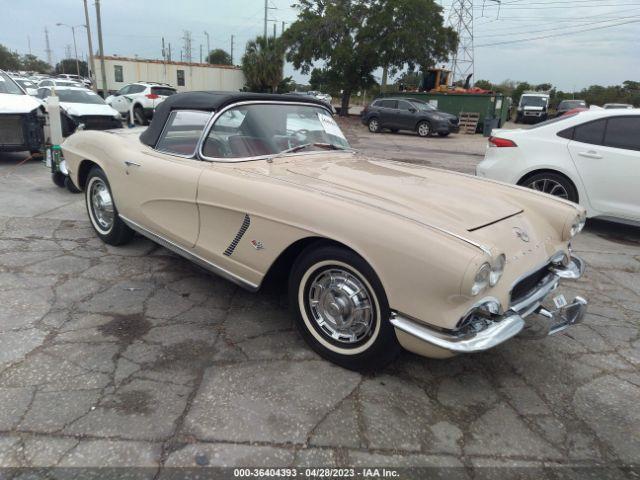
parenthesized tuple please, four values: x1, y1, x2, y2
(563, 211, 586, 240)
(489, 254, 506, 286)
(471, 262, 492, 296)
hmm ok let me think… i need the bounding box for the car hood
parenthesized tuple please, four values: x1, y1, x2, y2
(60, 102, 119, 117)
(0, 93, 41, 114)
(273, 155, 523, 231)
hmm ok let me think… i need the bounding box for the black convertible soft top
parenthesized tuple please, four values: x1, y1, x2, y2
(140, 91, 330, 148)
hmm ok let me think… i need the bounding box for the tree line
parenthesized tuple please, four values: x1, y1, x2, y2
(474, 79, 640, 109)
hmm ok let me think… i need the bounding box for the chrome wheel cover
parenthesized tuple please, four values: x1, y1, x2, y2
(418, 122, 430, 136)
(368, 119, 379, 132)
(527, 178, 569, 199)
(307, 268, 374, 344)
(89, 178, 114, 232)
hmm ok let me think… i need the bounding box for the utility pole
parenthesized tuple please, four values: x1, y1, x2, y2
(273, 23, 276, 40)
(83, 0, 97, 90)
(204, 31, 210, 60)
(44, 27, 53, 69)
(168, 42, 172, 62)
(95, 0, 108, 96)
(264, 0, 268, 38)
(57, 23, 81, 76)
(230, 35, 234, 65)
(27, 36, 32, 55)
(281, 21, 285, 36)
(199, 44, 202, 63)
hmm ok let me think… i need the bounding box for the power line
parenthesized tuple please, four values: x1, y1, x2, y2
(476, 17, 640, 47)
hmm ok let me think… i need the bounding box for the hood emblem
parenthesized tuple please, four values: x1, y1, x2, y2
(250, 240, 264, 250)
(513, 227, 530, 243)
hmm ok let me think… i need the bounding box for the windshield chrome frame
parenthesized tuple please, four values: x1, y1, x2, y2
(197, 100, 346, 163)
(155, 109, 215, 159)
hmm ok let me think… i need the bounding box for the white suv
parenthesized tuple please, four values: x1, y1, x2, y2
(105, 82, 177, 125)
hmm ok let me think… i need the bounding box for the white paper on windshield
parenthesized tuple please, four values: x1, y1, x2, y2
(317, 112, 346, 140)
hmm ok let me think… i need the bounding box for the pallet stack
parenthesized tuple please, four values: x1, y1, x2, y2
(458, 112, 480, 134)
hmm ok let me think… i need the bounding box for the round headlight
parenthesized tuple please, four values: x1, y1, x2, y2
(490, 254, 506, 286)
(565, 212, 586, 240)
(471, 262, 492, 296)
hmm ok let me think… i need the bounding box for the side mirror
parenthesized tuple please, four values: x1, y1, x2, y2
(409, 108, 416, 113)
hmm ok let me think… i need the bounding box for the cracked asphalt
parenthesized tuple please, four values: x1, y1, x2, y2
(0, 121, 639, 478)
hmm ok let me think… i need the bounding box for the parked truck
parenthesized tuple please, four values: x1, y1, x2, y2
(515, 92, 550, 124)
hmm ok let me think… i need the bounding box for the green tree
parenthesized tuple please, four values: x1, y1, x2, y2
(535, 83, 552, 92)
(512, 81, 532, 106)
(20, 54, 51, 73)
(207, 49, 232, 65)
(309, 67, 330, 91)
(474, 79, 493, 91)
(55, 58, 88, 77)
(241, 36, 285, 93)
(284, 0, 456, 115)
(0, 43, 21, 70)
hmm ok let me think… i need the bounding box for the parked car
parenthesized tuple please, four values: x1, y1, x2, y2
(307, 90, 332, 104)
(555, 99, 587, 117)
(57, 73, 92, 88)
(0, 69, 44, 154)
(38, 78, 84, 89)
(37, 86, 122, 138)
(105, 82, 177, 125)
(477, 110, 640, 225)
(58, 92, 588, 370)
(603, 103, 634, 110)
(362, 97, 459, 137)
(10, 76, 39, 96)
(515, 92, 550, 124)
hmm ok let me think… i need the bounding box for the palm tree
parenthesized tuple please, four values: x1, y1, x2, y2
(241, 36, 284, 93)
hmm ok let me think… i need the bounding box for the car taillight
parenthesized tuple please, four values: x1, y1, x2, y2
(489, 136, 517, 148)
(145, 93, 160, 99)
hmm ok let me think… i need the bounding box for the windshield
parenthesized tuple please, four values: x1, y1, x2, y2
(16, 79, 37, 90)
(202, 103, 350, 159)
(56, 89, 106, 105)
(559, 100, 586, 109)
(410, 101, 436, 111)
(0, 72, 25, 95)
(520, 96, 547, 107)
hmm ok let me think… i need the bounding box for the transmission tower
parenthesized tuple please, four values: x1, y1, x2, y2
(182, 30, 192, 63)
(447, 0, 500, 85)
(44, 27, 53, 66)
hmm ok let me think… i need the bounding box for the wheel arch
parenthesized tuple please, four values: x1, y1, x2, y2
(517, 168, 580, 203)
(77, 159, 101, 190)
(415, 118, 431, 131)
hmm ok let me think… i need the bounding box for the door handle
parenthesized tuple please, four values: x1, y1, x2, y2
(578, 151, 602, 159)
(124, 161, 141, 167)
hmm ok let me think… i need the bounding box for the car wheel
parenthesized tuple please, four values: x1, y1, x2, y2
(520, 172, 579, 203)
(368, 117, 380, 133)
(438, 132, 450, 137)
(52, 172, 66, 188)
(134, 106, 148, 126)
(64, 175, 82, 193)
(289, 244, 401, 371)
(85, 166, 134, 245)
(417, 121, 431, 137)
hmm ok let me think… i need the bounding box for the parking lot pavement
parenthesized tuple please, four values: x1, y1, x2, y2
(1, 137, 639, 476)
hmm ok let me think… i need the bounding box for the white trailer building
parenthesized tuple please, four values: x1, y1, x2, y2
(93, 56, 245, 95)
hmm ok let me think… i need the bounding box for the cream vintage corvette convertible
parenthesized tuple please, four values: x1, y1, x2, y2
(61, 92, 588, 370)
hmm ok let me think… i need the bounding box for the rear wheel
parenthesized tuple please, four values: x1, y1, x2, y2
(52, 172, 66, 188)
(368, 117, 380, 133)
(520, 172, 579, 203)
(85, 167, 134, 245)
(417, 121, 431, 137)
(289, 244, 401, 372)
(134, 106, 148, 126)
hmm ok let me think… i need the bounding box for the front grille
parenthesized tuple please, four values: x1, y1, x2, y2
(78, 115, 122, 131)
(510, 263, 552, 306)
(0, 115, 25, 145)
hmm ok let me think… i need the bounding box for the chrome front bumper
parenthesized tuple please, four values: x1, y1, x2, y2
(391, 256, 587, 354)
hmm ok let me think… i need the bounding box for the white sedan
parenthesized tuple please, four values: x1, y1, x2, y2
(476, 109, 640, 225)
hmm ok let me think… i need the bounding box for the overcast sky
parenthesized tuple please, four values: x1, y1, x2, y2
(2, 0, 639, 90)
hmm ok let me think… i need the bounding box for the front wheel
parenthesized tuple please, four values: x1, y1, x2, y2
(417, 121, 431, 137)
(85, 167, 134, 245)
(289, 244, 401, 371)
(520, 172, 579, 203)
(368, 117, 380, 133)
(134, 106, 148, 126)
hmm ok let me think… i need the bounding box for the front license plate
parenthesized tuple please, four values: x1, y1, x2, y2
(553, 294, 568, 309)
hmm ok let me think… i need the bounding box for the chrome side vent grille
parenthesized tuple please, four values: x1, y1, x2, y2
(224, 214, 251, 257)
